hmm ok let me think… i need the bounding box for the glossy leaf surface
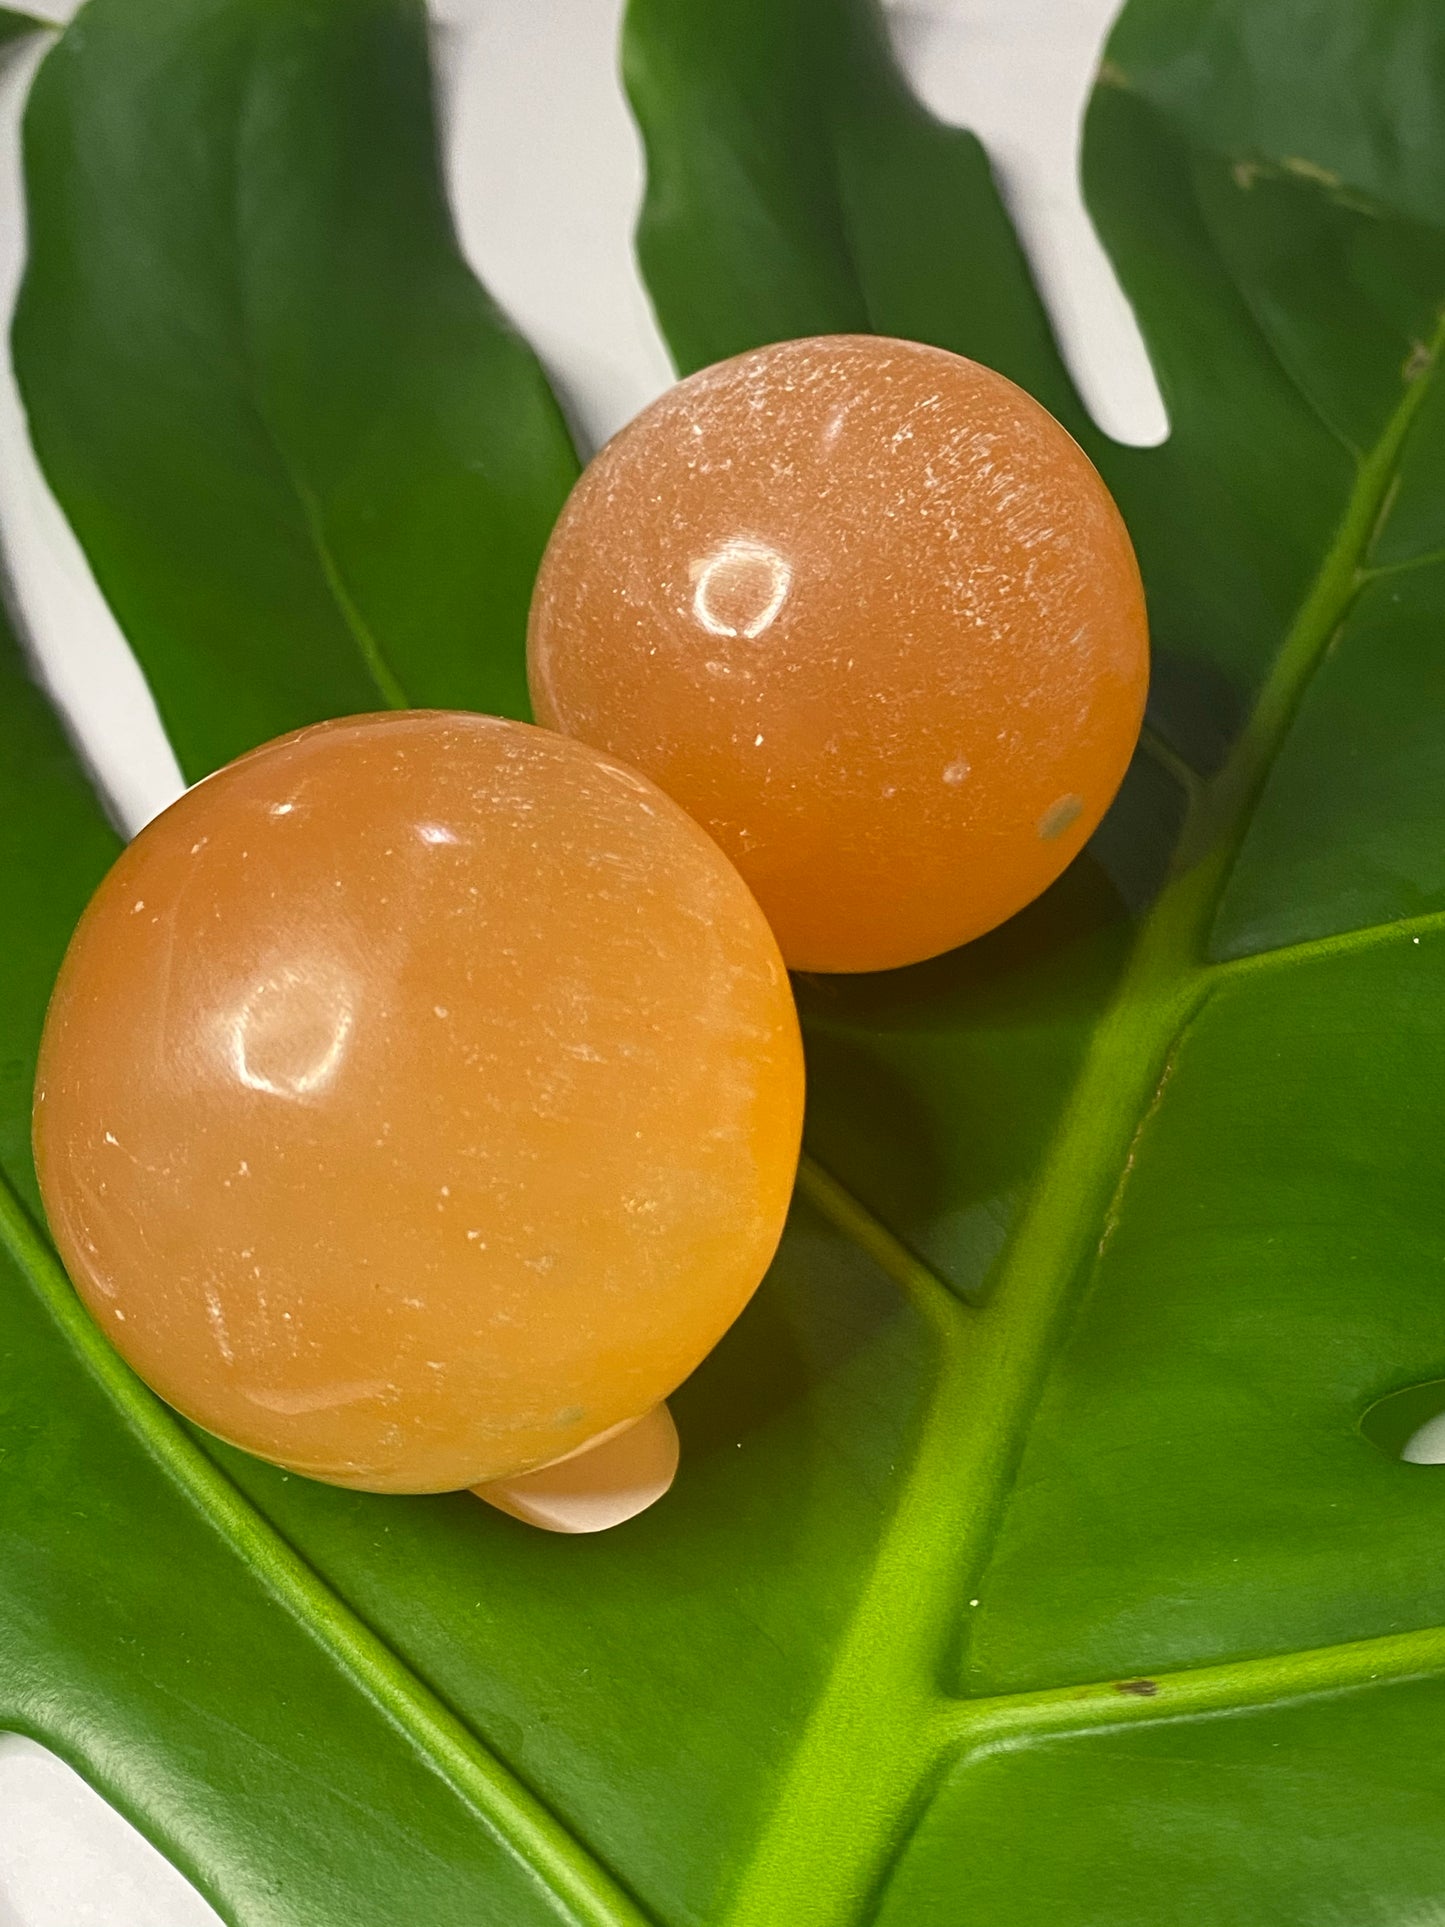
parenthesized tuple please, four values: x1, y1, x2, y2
(13, 0, 579, 777)
(7, 0, 1445, 1924)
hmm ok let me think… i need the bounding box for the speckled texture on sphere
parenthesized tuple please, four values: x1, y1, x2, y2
(33, 713, 804, 1492)
(528, 335, 1149, 972)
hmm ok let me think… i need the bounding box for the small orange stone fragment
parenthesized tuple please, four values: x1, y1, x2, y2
(34, 712, 803, 1495)
(529, 334, 1149, 972)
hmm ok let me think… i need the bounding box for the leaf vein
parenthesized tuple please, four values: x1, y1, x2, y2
(795, 1153, 963, 1332)
(943, 1617, 1445, 1756)
(1208, 907, 1445, 983)
(0, 1170, 651, 1927)
(228, 33, 410, 714)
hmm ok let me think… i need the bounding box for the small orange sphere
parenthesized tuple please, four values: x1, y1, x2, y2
(34, 713, 803, 1492)
(528, 335, 1149, 972)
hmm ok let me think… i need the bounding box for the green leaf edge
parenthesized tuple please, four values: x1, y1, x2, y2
(0, 1167, 651, 1927)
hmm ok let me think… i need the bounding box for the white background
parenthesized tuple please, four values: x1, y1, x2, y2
(0, 0, 1164, 1916)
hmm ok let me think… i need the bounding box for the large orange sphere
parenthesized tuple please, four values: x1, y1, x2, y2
(34, 713, 803, 1492)
(528, 335, 1149, 972)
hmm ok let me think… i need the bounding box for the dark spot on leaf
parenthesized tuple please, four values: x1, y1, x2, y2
(1114, 1678, 1159, 1697)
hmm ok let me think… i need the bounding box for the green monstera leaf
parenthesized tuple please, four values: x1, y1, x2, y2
(6, 0, 1445, 1922)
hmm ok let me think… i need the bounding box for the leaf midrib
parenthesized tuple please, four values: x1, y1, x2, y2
(718, 312, 1445, 1927)
(0, 1171, 651, 1927)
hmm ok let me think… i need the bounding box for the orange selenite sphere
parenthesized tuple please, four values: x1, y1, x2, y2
(34, 713, 803, 1494)
(528, 334, 1149, 973)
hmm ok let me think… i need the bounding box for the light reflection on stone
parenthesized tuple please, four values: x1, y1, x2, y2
(690, 537, 793, 640)
(226, 961, 355, 1100)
